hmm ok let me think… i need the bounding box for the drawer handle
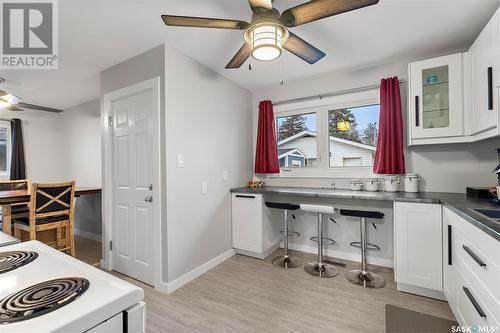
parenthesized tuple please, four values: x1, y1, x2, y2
(447, 225, 452, 265)
(235, 195, 255, 199)
(415, 95, 420, 127)
(462, 245, 486, 268)
(463, 286, 487, 318)
(487, 67, 493, 111)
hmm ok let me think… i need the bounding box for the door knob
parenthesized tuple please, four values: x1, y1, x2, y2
(145, 196, 153, 203)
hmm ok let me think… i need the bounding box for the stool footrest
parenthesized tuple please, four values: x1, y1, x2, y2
(310, 236, 335, 246)
(349, 241, 380, 251)
(280, 230, 300, 238)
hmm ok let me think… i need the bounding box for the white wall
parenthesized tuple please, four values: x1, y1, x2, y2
(252, 61, 499, 193)
(164, 45, 253, 283)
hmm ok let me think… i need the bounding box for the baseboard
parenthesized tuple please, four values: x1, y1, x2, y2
(397, 282, 446, 301)
(284, 242, 394, 268)
(235, 241, 280, 260)
(74, 228, 102, 242)
(164, 249, 236, 294)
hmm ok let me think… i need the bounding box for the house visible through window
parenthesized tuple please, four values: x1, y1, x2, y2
(329, 104, 380, 168)
(276, 112, 317, 168)
(0, 121, 11, 178)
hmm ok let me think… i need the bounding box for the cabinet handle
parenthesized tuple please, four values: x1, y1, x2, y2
(235, 195, 255, 199)
(487, 67, 493, 110)
(463, 286, 487, 318)
(462, 245, 486, 268)
(447, 225, 452, 265)
(415, 96, 420, 127)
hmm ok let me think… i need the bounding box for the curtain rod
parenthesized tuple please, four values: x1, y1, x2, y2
(271, 79, 406, 107)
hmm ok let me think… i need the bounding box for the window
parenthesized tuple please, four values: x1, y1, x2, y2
(276, 112, 317, 168)
(0, 121, 11, 178)
(328, 104, 380, 168)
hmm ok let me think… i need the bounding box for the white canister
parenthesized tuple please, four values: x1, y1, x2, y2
(349, 179, 364, 191)
(364, 179, 381, 192)
(384, 175, 401, 192)
(404, 173, 421, 193)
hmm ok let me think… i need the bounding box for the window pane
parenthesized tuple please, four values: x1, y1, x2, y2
(276, 112, 317, 168)
(0, 128, 7, 172)
(328, 105, 380, 168)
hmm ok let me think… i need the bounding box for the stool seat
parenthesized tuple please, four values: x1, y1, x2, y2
(300, 204, 335, 214)
(340, 209, 384, 219)
(265, 202, 300, 211)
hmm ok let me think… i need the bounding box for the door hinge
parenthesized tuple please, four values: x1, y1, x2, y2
(109, 240, 113, 251)
(108, 116, 113, 126)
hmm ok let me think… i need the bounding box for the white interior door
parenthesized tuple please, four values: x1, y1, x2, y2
(111, 87, 156, 285)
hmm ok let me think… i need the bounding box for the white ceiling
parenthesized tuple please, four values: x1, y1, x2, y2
(0, 0, 499, 110)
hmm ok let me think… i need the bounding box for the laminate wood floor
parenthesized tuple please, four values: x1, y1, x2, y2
(75, 238, 454, 333)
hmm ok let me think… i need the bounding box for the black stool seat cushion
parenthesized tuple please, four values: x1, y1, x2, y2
(14, 214, 70, 226)
(340, 209, 384, 219)
(265, 202, 300, 211)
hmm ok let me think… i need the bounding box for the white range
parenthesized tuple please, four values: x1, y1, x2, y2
(0, 232, 19, 247)
(0, 241, 145, 333)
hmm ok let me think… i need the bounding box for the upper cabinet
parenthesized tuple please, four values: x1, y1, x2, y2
(408, 7, 500, 146)
(409, 54, 464, 142)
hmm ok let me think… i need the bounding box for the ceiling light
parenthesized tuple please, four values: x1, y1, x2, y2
(245, 23, 288, 62)
(337, 121, 351, 132)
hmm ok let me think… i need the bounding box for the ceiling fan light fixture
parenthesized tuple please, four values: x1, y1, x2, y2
(245, 23, 288, 62)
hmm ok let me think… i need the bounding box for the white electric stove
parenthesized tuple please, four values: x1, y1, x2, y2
(0, 231, 19, 247)
(0, 241, 145, 333)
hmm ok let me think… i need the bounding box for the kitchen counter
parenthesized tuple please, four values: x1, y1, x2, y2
(230, 186, 500, 241)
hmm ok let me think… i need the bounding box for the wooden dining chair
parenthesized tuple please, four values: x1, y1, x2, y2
(0, 179, 30, 226)
(14, 181, 76, 257)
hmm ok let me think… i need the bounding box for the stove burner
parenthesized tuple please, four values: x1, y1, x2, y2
(0, 277, 89, 324)
(0, 251, 38, 274)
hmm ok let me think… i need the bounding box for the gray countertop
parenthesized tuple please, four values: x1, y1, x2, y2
(230, 186, 500, 241)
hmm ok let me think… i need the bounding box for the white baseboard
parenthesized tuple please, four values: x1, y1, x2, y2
(163, 249, 236, 294)
(235, 241, 280, 260)
(74, 229, 102, 242)
(397, 282, 446, 301)
(283, 242, 394, 268)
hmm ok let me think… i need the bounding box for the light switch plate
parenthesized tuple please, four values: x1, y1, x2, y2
(177, 154, 185, 168)
(201, 182, 208, 194)
(223, 170, 229, 181)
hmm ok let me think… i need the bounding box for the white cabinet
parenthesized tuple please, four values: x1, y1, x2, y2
(231, 193, 281, 259)
(442, 207, 500, 328)
(468, 7, 500, 138)
(394, 202, 444, 299)
(408, 53, 464, 143)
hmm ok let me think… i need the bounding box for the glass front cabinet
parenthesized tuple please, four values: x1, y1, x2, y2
(408, 53, 464, 143)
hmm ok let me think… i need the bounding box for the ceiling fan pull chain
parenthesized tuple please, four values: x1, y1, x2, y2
(279, 55, 284, 86)
(248, 57, 253, 71)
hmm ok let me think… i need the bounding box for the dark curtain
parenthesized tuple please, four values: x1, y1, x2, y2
(373, 77, 406, 174)
(10, 118, 26, 180)
(255, 100, 280, 174)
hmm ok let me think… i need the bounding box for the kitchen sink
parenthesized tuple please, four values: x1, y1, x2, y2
(470, 208, 500, 221)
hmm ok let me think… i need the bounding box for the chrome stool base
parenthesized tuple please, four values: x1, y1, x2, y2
(346, 270, 386, 288)
(304, 262, 338, 278)
(272, 255, 302, 269)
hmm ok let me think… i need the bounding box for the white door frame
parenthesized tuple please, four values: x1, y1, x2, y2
(101, 77, 162, 289)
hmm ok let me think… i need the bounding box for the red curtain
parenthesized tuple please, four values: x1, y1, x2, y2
(373, 77, 406, 174)
(255, 100, 280, 174)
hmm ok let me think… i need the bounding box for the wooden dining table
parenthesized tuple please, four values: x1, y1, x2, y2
(0, 187, 101, 236)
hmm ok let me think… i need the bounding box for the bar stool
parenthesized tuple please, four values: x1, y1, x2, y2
(265, 202, 302, 269)
(300, 204, 338, 278)
(340, 209, 385, 288)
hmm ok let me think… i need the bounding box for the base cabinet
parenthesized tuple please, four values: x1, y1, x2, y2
(231, 193, 281, 259)
(394, 202, 444, 299)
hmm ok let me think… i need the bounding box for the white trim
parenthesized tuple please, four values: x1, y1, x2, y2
(101, 77, 163, 289)
(0, 120, 11, 180)
(74, 228, 102, 242)
(396, 282, 446, 301)
(283, 242, 394, 268)
(162, 249, 236, 294)
(278, 148, 306, 160)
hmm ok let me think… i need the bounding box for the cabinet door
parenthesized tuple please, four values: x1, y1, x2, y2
(394, 202, 443, 291)
(231, 194, 262, 253)
(469, 7, 499, 135)
(443, 208, 457, 309)
(410, 54, 464, 139)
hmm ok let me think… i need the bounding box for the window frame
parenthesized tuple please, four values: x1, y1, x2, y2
(0, 120, 11, 180)
(273, 88, 380, 178)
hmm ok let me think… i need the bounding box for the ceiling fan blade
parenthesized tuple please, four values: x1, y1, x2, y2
(0, 90, 7, 98)
(5, 105, 23, 111)
(283, 32, 325, 64)
(281, 0, 379, 27)
(161, 15, 249, 30)
(18, 102, 63, 113)
(248, 0, 273, 12)
(225, 43, 251, 69)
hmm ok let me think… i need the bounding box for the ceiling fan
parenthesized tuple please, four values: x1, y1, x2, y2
(0, 78, 63, 113)
(162, 0, 379, 69)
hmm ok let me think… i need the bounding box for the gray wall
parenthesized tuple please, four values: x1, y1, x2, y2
(164, 45, 253, 282)
(252, 61, 499, 193)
